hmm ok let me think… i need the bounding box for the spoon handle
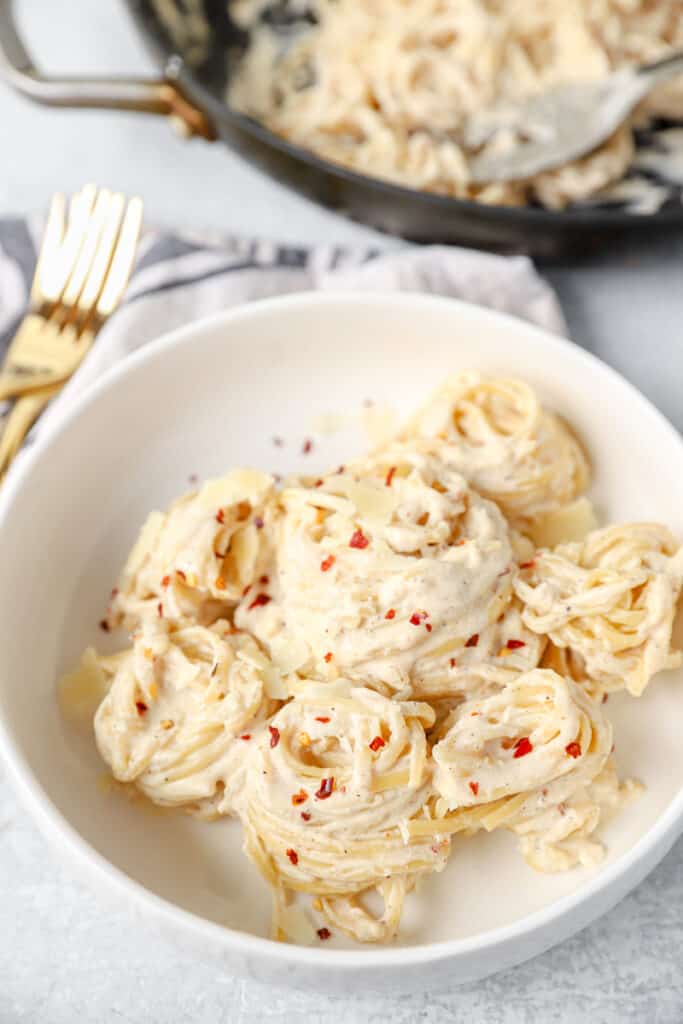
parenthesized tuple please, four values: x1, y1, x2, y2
(638, 50, 683, 88)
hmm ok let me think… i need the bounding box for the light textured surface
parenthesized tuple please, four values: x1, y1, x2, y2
(1, 2, 683, 1022)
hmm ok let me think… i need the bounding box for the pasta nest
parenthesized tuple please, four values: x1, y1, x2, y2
(109, 469, 277, 628)
(94, 619, 279, 813)
(241, 683, 449, 942)
(514, 523, 683, 696)
(422, 669, 617, 871)
(237, 445, 512, 694)
(399, 371, 590, 531)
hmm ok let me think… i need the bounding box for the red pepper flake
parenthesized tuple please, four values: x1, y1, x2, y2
(506, 639, 526, 650)
(315, 716, 330, 723)
(176, 569, 187, 581)
(385, 608, 396, 620)
(99, 619, 110, 633)
(520, 560, 536, 570)
(302, 438, 313, 455)
(425, 623, 433, 633)
(410, 611, 428, 627)
(248, 593, 272, 611)
(465, 634, 479, 648)
(385, 465, 397, 487)
(157, 602, 164, 618)
(292, 790, 308, 805)
(259, 575, 270, 585)
(349, 528, 369, 549)
(449, 658, 457, 668)
(565, 742, 582, 759)
(324, 652, 333, 663)
(314, 479, 323, 488)
(369, 735, 386, 752)
(135, 700, 148, 716)
(468, 781, 479, 796)
(161, 575, 171, 589)
(320, 555, 335, 572)
(315, 777, 335, 800)
(336, 465, 345, 475)
(273, 436, 284, 447)
(317, 928, 332, 941)
(215, 508, 225, 524)
(286, 848, 299, 865)
(240, 734, 251, 741)
(602, 693, 609, 704)
(269, 726, 280, 748)
(254, 516, 265, 529)
(513, 737, 533, 759)
(300, 811, 311, 821)
(242, 584, 251, 597)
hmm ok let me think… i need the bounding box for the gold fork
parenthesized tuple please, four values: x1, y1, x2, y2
(0, 186, 143, 480)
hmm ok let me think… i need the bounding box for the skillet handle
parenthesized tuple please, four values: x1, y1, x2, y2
(0, 0, 215, 140)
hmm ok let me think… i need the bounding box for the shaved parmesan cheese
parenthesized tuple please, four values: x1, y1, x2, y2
(58, 647, 111, 722)
(263, 666, 289, 700)
(269, 634, 312, 674)
(531, 497, 598, 548)
(333, 476, 400, 525)
(199, 469, 273, 510)
(231, 522, 260, 584)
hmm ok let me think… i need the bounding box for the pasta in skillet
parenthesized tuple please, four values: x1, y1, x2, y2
(61, 370, 683, 946)
(229, 0, 683, 209)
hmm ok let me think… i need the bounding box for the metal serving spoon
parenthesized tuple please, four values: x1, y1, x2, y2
(467, 50, 683, 184)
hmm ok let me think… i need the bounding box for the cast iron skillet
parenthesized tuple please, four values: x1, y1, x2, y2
(1, 0, 683, 259)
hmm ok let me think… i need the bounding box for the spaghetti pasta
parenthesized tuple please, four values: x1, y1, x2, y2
(228, 0, 683, 208)
(429, 669, 619, 870)
(237, 446, 513, 693)
(398, 372, 590, 532)
(109, 469, 277, 629)
(61, 369, 682, 945)
(94, 619, 279, 813)
(240, 682, 449, 942)
(514, 523, 683, 697)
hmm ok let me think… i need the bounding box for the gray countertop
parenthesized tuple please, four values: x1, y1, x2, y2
(1, 3, 683, 1022)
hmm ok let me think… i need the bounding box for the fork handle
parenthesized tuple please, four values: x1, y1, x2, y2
(0, 370, 69, 403)
(0, 0, 215, 140)
(0, 383, 60, 482)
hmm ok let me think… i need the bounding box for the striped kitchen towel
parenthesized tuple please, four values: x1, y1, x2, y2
(0, 217, 566, 447)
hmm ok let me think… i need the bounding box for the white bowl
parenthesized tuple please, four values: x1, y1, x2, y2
(1, 293, 682, 996)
